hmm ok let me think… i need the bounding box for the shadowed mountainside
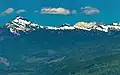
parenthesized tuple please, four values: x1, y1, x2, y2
(0, 29, 120, 75)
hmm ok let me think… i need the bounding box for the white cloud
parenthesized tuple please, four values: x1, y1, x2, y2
(1, 8, 14, 15)
(16, 9, 26, 14)
(71, 10, 77, 14)
(40, 7, 70, 15)
(81, 6, 100, 15)
(34, 10, 39, 13)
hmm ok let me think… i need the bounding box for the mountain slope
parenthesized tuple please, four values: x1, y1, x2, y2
(1, 16, 120, 75)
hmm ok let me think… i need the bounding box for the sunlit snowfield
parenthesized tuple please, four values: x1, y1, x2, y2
(1, 28, 120, 75)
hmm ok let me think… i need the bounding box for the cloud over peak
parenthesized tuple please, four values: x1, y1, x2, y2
(40, 7, 71, 15)
(81, 6, 100, 15)
(71, 10, 77, 14)
(0, 8, 26, 16)
(16, 9, 26, 14)
(0, 6, 100, 16)
(1, 8, 14, 15)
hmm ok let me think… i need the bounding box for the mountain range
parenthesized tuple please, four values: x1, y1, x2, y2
(1, 16, 120, 75)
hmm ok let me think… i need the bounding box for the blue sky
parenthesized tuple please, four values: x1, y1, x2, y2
(0, 0, 120, 26)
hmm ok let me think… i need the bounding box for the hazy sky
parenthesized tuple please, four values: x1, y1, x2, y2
(0, 0, 120, 26)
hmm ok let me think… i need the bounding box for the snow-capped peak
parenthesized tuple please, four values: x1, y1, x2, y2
(6, 16, 40, 35)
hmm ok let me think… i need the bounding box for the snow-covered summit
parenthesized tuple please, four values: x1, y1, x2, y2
(4, 16, 120, 35)
(6, 16, 40, 35)
(74, 22, 120, 32)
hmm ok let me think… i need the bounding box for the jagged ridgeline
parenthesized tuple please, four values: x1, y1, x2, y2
(1, 16, 120, 75)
